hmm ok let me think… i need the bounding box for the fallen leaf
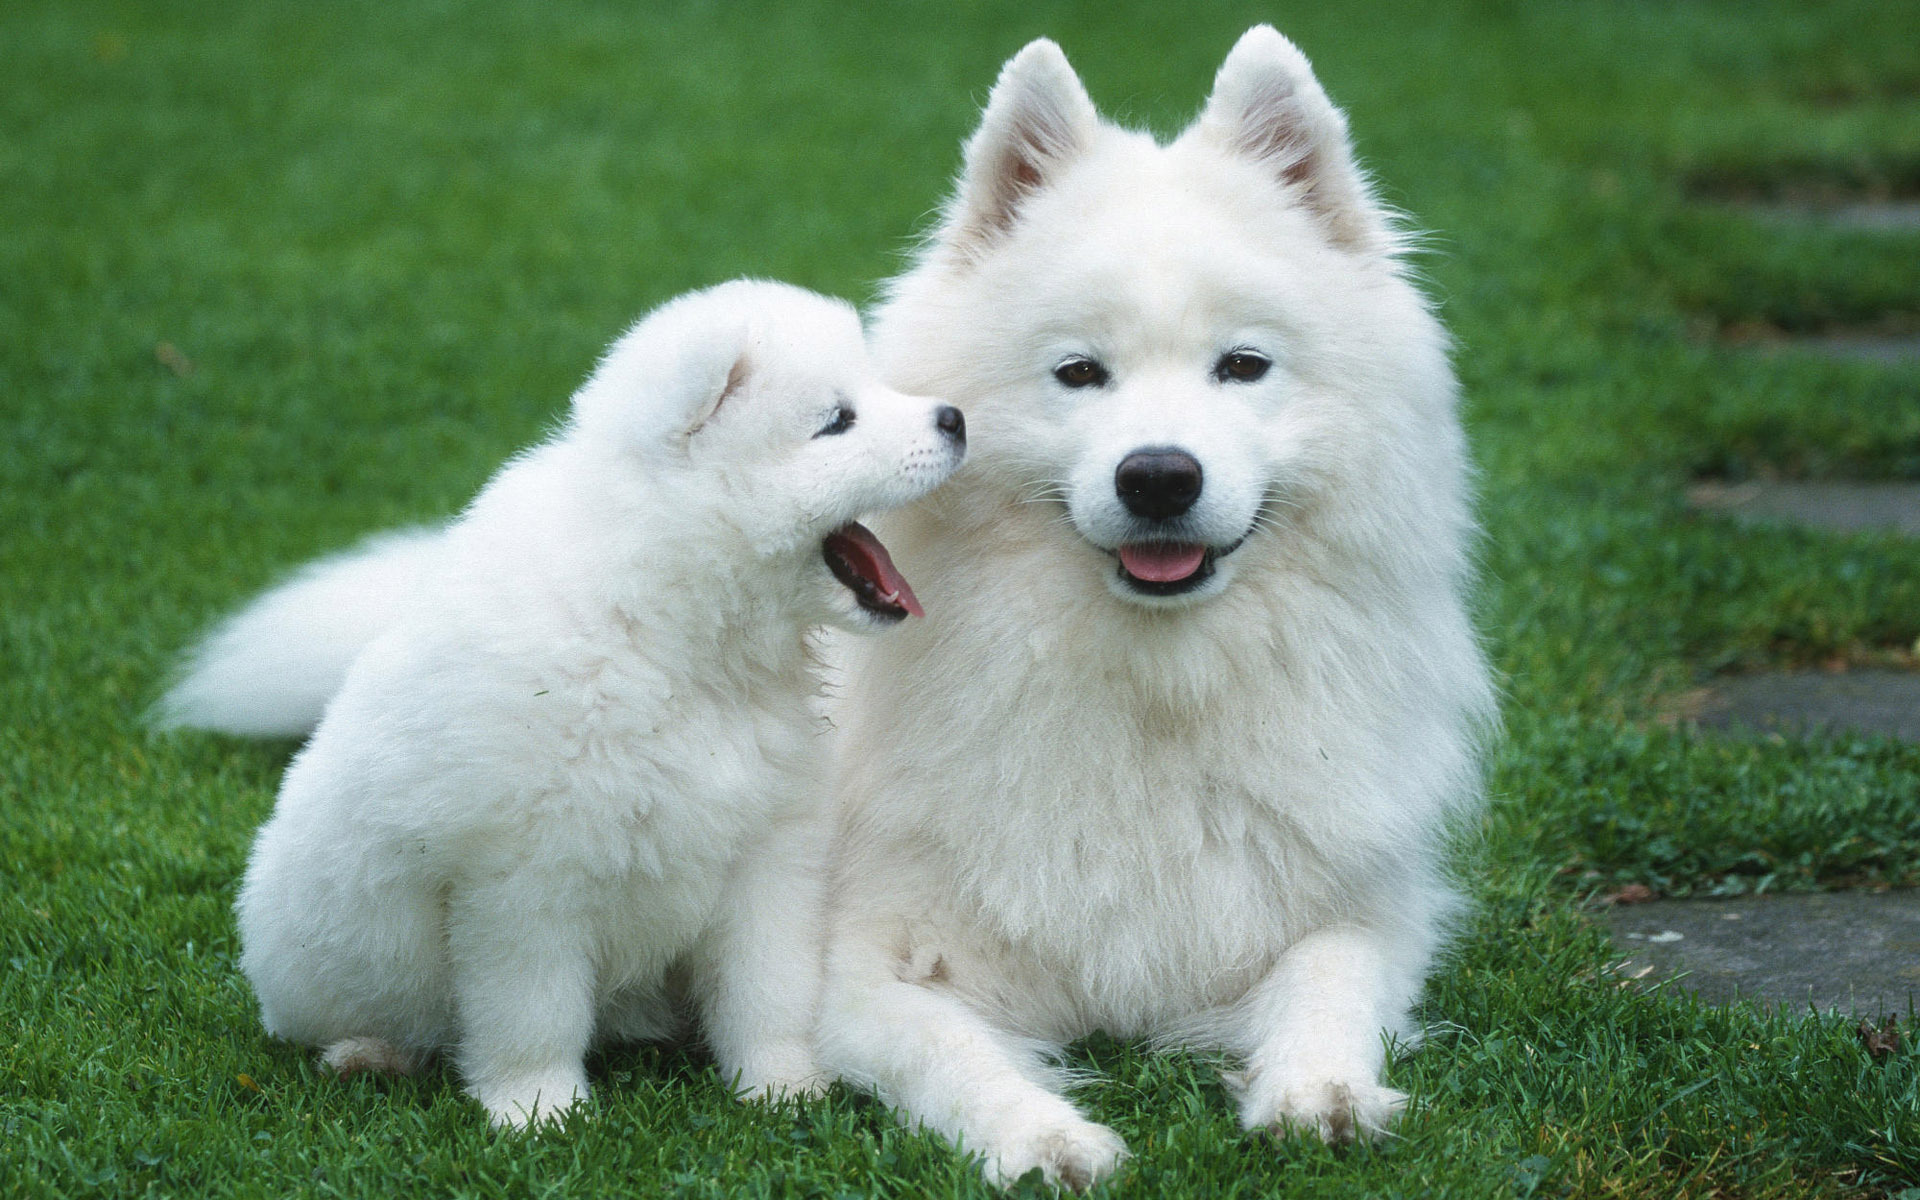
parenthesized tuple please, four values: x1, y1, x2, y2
(155, 342, 194, 376)
(1858, 1016, 1902, 1060)
(236, 1073, 262, 1092)
(1604, 883, 1657, 905)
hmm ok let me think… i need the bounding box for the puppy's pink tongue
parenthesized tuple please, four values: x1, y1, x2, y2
(825, 522, 924, 618)
(1118, 542, 1207, 583)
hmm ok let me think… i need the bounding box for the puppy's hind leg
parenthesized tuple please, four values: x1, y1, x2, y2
(817, 931, 1127, 1192)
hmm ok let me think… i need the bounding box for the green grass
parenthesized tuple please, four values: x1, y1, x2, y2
(6, 0, 1920, 1195)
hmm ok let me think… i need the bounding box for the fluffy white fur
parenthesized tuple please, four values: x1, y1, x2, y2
(157, 26, 1491, 1187)
(811, 27, 1494, 1189)
(193, 280, 965, 1128)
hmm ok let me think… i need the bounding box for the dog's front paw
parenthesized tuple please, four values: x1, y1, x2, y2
(1240, 1076, 1405, 1145)
(981, 1117, 1130, 1192)
(469, 1071, 589, 1130)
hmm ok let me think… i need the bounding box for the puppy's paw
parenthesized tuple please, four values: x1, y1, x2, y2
(728, 1040, 830, 1102)
(468, 1071, 589, 1130)
(981, 1117, 1129, 1192)
(1242, 1076, 1405, 1145)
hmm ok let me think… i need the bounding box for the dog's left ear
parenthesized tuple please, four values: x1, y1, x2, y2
(1192, 26, 1390, 253)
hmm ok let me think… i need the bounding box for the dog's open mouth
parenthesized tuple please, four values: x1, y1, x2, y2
(1115, 540, 1239, 596)
(823, 522, 923, 621)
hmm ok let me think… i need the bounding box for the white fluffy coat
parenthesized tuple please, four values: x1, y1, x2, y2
(811, 28, 1494, 1189)
(204, 281, 964, 1127)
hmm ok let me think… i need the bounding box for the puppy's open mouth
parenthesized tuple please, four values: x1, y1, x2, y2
(1114, 539, 1241, 596)
(823, 522, 923, 621)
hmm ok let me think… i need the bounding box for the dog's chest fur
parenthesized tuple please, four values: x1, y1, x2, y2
(838, 579, 1429, 1033)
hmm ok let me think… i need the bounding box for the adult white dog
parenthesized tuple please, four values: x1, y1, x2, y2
(812, 27, 1493, 1189)
(166, 281, 965, 1127)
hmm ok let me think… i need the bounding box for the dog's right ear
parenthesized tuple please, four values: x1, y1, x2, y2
(944, 39, 1099, 254)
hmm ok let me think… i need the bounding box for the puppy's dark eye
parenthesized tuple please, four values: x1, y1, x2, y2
(815, 406, 855, 437)
(1053, 357, 1109, 389)
(1215, 350, 1271, 383)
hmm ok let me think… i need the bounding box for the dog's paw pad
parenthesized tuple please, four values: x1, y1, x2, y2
(1253, 1080, 1405, 1145)
(985, 1119, 1129, 1192)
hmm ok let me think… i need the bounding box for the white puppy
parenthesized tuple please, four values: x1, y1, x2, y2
(198, 280, 965, 1127)
(813, 28, 1495, 1189)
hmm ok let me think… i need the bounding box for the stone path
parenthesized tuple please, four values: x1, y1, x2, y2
(1688, 480, 1920, 536)
(1681, 477, 1919, 746)
(1689, 670, 1920, 742)
(1607, 891, 1920, 1015)
(1755, 333, 1920, 366)
(1715, 196, 1920, 363)
(1735, 198, 1920, 233)
(1647, 189, 1920, 1018)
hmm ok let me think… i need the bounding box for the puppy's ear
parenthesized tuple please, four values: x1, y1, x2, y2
(569, 301, 754, 453)
(945, 39, 1099, 253)
(1191, 26, 1389, 253)
(684, 350, 751, 438)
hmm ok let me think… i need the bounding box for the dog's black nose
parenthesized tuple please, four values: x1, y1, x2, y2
(935, 405, 966, 443)
(1115, 449, 1203, 520)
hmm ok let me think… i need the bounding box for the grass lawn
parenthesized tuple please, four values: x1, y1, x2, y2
(6, 0, 1920, 1195)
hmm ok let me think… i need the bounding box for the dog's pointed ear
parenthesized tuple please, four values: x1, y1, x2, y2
(946, 39, 1099, 252)
(1193, 26, 1389, 253)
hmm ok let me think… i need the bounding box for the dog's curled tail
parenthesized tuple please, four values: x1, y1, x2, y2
(154, 526, 446, 737)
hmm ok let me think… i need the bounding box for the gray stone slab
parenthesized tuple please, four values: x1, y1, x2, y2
(1690, 670, 1920, 741)
(1689, 480, 1920, 536)
(1607, 891, 1920, 1015)
(1789, 334, 1920, 365)
(1734, 199, 1920, 233)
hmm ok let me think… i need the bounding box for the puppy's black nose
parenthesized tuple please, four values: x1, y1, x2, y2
(935, 405, 966, 444)
(1115, 449, 1203, 520)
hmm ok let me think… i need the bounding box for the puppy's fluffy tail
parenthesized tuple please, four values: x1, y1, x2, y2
(155, 527, 446, 737)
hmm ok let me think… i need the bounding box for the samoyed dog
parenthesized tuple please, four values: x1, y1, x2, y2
(162, 280, 966, 1127)
(810, 27, 1493, 1188)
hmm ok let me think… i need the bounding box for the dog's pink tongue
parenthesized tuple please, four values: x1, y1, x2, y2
(836, 523, 924, 618)
(1119, 542, 1207, 583)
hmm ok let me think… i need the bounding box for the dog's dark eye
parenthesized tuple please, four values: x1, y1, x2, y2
(1215, 350, 1271, 383)
(814, 406, 855, 437)
(1053, 357, 1109, 389)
